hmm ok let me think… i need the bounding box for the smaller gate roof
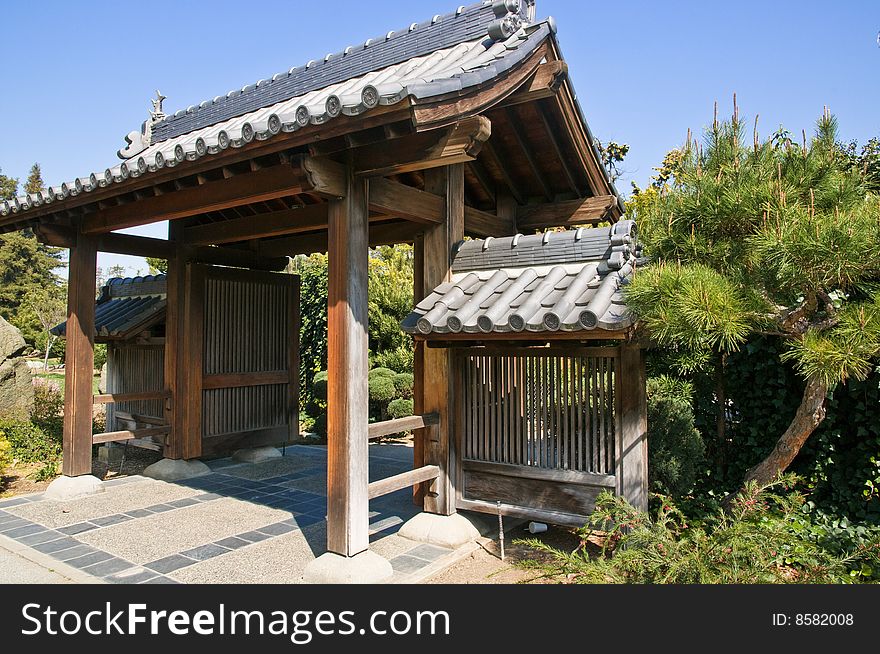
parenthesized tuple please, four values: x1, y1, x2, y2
(52, 275, 167, 342)
(402, 222, 641, 338)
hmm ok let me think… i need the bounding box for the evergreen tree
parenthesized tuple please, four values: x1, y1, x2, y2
(24, 163, 44, 195)
(627, 103, 880, 496)
(0, 167, 17, 200)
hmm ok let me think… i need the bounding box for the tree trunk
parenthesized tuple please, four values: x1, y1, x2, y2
(741, 376, 828, 488)
(43, 335, 55, 372)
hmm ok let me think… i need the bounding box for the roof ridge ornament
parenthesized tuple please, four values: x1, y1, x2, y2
(118, 90, 167, 160)
(488, 0, 533, 41)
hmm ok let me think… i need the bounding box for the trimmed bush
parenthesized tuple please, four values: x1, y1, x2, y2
(0, 435, 11, 472)
(392, 372, 414, 397)
(387, 398, 414, 420)
(368, 367, 396, 382)
(647, 376, 705, 498)
(0, 419, 61, 464)
(369, 375, 397, 403)
(371, 346, 414, 374)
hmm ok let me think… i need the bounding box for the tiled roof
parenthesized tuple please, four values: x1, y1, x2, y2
(52, 276, 167, 341)
(402, 222, 641, 337)
(1, 1, 548, 221)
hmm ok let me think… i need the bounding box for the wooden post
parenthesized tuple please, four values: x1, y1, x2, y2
(62, 231, 97, 477)
(163, 222, 185, 460)
(326, 168, 370, 557)
(412, 235, 426, 506)
(416, 164, 465, 516)
(616, 344, 648, 510)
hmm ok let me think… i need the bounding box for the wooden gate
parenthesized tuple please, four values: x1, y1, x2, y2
(183, 265, 300, 457)
(455, 346, 621, 526)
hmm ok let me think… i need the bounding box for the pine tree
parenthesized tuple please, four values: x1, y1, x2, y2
(24, 163, 44, 195)
(0, 167, 17, 200)
(627, 102, 880, 497)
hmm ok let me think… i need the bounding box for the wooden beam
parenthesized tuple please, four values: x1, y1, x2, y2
(464, 205, 514, 238)
(496, 188, 518, 234)
(256, 220, 425, 257)
(497, 60, 568, 108)
(416, 165, 464, 516)
(537, 103, 582, 196)
(326, 167, 371, 557)
(412, 43, 548, 129)
(616, 344, 648, 511)
(61, 231, 97, 477)
(202, 370, 289, 390)
(481, 140, 525, 205)
(516, 196, 617, 230)
(92, 427, 169, 445)
(505, 107, 554, 201)
(80, 164, 308, 234)
(350, 116, 492, 177)
(369, 177, 443, 225)
(368, 465, 440, 500)
(93, 390, 172, 405)
(368, 413, 439, 440)
(185, 204, 329, 245)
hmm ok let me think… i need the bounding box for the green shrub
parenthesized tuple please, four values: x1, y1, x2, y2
(312, 371, 329, 403)
(368, 367, 396, 382)
(31, 378, 63, 427)
(32, 461, 58, 482)
(647, 376, 705, 498)
(0, 435, 11, 471)
(93, 343, 107, 370)
(387, 398, 414, 420)
(369, 375, 397, 403)
(371, 345, 414, 374)
(392, 373, 414, 397)
(312, 413, 327, 438)
(519, 476, 880, 584)
(0, 419, 61, 464)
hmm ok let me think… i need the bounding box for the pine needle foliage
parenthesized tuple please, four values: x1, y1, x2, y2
(628, 108, 880, 386)
(519, 477, 880, 584)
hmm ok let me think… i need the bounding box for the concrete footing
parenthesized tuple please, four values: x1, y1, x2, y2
(302, 550, 394, 584)
(398, 512, 480, 549)
(231, 446, 282, 464)
(44, 475, 105, 501)
(143, 458, 211, 482)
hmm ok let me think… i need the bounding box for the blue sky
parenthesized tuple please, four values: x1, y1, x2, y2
(1, 0, 877, 276)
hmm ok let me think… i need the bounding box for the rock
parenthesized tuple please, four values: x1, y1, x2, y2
(232, 446, 282, 464)
(143, 458, 211, 482)
(302, 550, 393, 584)
(398, 512, 480, 549)
(0, 316, 26, 361)
(0, 358, 34, 420)
(44, 475, 105, 501)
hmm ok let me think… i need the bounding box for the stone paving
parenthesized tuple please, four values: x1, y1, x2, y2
(0, 444, 464, 584)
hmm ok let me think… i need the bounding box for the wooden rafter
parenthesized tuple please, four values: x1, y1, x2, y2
(497, 60, 568, 109)
(505, 107, 553, 202)
(537, 103, 582, 196)
(516, 196, 617, 230)
(481, 140, 524, 205)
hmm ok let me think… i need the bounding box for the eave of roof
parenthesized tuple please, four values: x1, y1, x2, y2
(402, 222, 641, 339)
(1, 1, 550, 224)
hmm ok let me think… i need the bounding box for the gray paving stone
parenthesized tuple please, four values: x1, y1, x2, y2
(236, 530, 271, 544)
(166, 498, 200, 509)
(180, 544, 230, 561)
(144, 554, 197, 574)
(144, 504, 176, 513)
(91, 514, 133, 527)
(66, 550, 115, 569)
(57, 522, 99, 535)
(106, 568, 159, 584)
(214, 536, 250, 550)
(18, 530, 66, 546)
(389, 554, 429, 575)
(124, 509, 154, 519)
(405, 543, 452, 562)
(83, 557, 135, 577)
(3, 524, 45, 539)
(0, 497, 30, 508)
(32, 537, 81, 554)
(257, 522, 296, 537)
(55, 544, 101, 561)
(0, 519, 30, 533)
(192, 493, 223, 502)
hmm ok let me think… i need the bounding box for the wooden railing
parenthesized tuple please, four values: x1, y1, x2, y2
(367, 413, 441, 499)
(91, 390, 171, 448)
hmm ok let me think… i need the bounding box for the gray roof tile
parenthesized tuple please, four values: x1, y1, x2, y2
(403, 221, 640, 337)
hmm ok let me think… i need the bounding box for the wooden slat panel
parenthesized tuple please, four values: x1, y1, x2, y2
(368, 465, 441, 500)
